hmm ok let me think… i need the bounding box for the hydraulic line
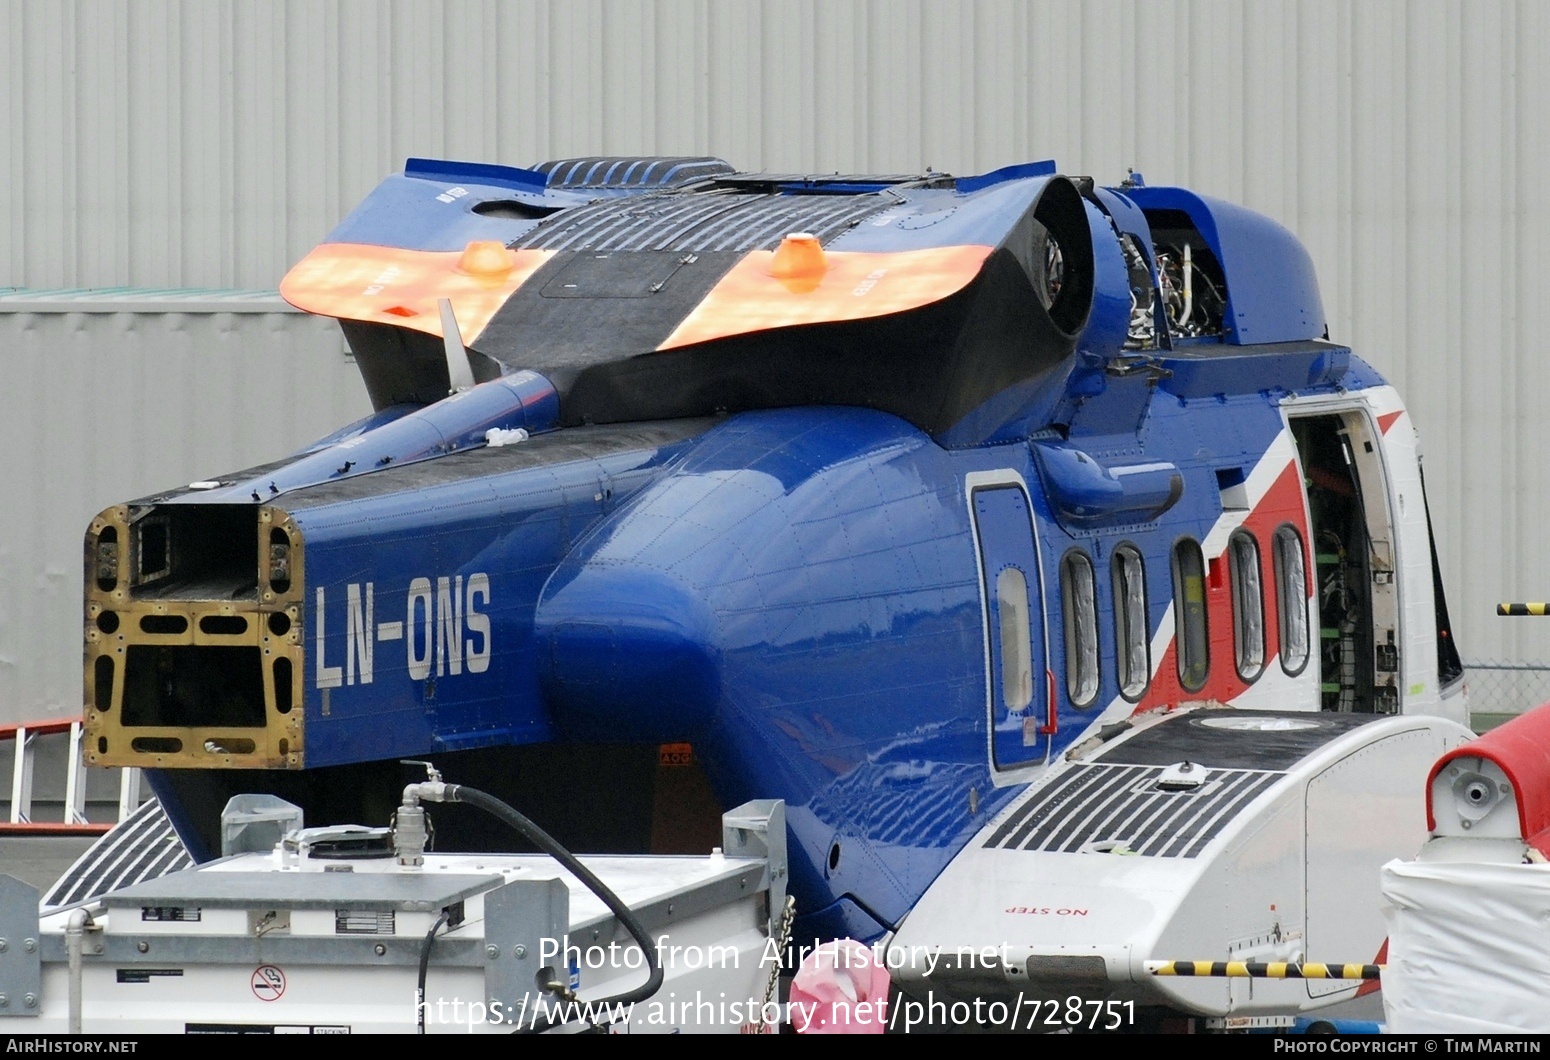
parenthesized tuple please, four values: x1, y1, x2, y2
(397, 773, 665, 1029)
(417, 907, 451, 1035)
(447, 785, 664, 1005)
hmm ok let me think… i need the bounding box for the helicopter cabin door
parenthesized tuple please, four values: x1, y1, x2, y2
(967, 472, 1050, 772)
(1287, 408, 1403, 714)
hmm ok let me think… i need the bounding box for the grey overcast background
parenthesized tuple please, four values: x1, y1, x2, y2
(1, 0, 1546, 724)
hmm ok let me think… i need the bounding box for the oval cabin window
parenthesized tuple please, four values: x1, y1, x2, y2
(1230, 531, 1266, 681)
(1111, 545, 1150, 700)
(1274, 525, 1311, 675)
(1172, 539, 1210, 692)
(1060, 551, 1099, 707)
(996, 566, 1033, 712)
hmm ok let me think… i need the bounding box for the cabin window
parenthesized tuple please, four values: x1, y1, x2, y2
(1060, 551, 1099, 707)
(1172, 539, 1210, 691)
(1229, 531, 1266, 681)
(1111, 545, 1150, 700)
(1274, 525, 1311, 675)
(996, 566, 1034, 712)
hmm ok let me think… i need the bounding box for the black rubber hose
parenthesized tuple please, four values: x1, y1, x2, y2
(446, 784, 665, 1011)
(417, 907, 451, 1034)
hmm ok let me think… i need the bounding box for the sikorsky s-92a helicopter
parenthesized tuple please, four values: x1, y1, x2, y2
(82, 155, 1472, 1022)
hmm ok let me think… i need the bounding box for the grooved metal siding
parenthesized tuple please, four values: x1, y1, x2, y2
(985, 764, 1282, 858)
(1, 0, 1546, 716)
(513, 190, 896, 251)
(41, 799, 192, 909)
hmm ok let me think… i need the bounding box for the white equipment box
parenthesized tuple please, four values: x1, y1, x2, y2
(0, 799, 786, 1034)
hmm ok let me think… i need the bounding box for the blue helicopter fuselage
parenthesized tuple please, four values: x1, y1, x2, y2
(82, 157, 1464, 943)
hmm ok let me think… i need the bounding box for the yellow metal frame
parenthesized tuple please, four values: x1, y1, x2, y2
(83, 504, 305, 769)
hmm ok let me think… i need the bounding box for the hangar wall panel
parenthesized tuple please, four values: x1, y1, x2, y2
(1, 0, 1546, 714)
(0, 298, 369, 721)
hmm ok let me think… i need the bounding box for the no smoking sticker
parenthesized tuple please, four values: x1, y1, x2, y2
(251, 964, 286, 1002)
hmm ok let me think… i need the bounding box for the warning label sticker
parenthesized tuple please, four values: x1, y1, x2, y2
(250, 964, 286, 1002)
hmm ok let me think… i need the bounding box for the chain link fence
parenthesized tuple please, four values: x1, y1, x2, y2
(1463, 661, 1550, 723)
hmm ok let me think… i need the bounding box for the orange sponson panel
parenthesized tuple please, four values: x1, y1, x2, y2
(657, 244, 994, 351)
(279, 243, 553, 345)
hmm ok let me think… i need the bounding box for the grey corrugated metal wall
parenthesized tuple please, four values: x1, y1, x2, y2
(0, 298, 369, 724)
(1, 0, 1547, 720)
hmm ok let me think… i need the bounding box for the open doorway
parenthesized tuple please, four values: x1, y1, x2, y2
(1289, 412, 1401, 714)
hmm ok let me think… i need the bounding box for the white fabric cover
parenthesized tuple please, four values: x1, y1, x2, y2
(1380, 858, 1550, 1033)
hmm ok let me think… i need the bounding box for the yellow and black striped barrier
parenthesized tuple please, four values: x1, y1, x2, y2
(1145, 960, 1382, 981)
(1498, 603, 1550, 616)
